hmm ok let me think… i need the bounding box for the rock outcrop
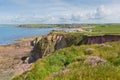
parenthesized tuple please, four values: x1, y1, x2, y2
(29, 33, 120, 62)
(29, 33, 85, 62)
(87, 35, 120, 44)
(84, 56, 106, 66)
(29, 34, 67, 62)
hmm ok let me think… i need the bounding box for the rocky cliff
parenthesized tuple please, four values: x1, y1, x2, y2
(29, 33, 120, 62)
(30, 34, 66, 61)
(29, 33, 84, 62)
(87, 35, 120, 44)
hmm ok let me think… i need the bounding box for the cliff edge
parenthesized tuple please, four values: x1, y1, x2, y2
(29, 32, 120, 62)
(29, 32, 85, 62)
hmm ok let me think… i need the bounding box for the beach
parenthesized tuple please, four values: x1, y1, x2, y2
(0, 37, 35, 80)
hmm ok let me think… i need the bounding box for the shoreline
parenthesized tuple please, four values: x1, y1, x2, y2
(0, 27, 88, 80)
(0, 36, 36, 46)
(0, 25, 56, 46)
(0, 36, 36, 80)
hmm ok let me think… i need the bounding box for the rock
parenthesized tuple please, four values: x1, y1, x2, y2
(29, 33, 120, 62)
(84, 56, 106, 66)
(29, 34, 67, 62)
(98, 44, 112, 48)
(21, 56, 30, 64)
(55, 36, 67, 50)
(85, 48, 94, 55)
(62, 68, 70, 74)
(14, 64, 32, 76)
(87, 35, 120, 44)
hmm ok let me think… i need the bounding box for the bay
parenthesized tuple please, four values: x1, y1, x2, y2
(0, 25, 55, 45)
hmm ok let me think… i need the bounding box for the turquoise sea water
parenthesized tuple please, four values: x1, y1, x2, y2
(0, 26, 55, 45)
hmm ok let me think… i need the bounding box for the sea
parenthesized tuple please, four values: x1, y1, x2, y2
(0, 25, 56, 45)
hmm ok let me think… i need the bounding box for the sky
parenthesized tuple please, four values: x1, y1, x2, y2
(0, 0, 120, 24)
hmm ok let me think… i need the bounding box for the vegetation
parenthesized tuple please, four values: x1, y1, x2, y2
(18, 24, 87, 28)
(18, 24, 120, 29)
(30, 32, 87, 61)
(13, 24, 120, 80)
(13, 41, 120, 80)
(84, 24, 120, 36)
(50, 31, 87, 46)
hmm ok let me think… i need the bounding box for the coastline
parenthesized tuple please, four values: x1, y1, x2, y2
(0, 25, 55, 46)
(0, 29, 80, 80)
(0, 36, 36, 80)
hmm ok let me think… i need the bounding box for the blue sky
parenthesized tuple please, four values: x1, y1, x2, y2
(0, 0, 120, 24)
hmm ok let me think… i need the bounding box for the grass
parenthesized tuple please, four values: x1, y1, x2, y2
(50, 31, 87, 46)
(53, 63, 120, 80)
(13, 24, 120, 80)
(50, 24, 120, 36)
(13, 41, 120, 80)
(84, 24, 120, 36)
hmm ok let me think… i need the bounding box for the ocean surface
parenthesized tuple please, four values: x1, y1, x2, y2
(0, 25, 56, 45)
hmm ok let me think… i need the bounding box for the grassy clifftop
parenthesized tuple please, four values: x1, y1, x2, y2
(13, 25, 120, 80)
(84, 24, 120, 36)
(29, 32, 86, 62)
(13, 41, 120, 80)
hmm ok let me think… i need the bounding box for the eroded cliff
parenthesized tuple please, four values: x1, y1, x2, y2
(87, 35, 120, 44)
(29, 33, 85, 62)
(29, 32, 120, 62)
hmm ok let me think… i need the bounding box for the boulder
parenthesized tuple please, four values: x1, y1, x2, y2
(85, 48, 95, 55)
(84, 56, 106, 66)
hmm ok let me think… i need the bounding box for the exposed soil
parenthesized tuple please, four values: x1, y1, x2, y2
(87, 35, 120, 44)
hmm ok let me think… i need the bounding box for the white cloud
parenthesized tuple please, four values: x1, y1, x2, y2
(87, 5, 112, 19)
(0, 4, 120, 24)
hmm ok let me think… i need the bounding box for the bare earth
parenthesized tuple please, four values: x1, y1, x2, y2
(0, 37, 35, 80)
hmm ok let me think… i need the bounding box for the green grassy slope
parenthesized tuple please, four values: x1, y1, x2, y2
(84, 24, 120, 36)
(13, 24, 120, 80)
(13, 41, 120, 80)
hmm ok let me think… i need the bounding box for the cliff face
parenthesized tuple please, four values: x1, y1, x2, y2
(30, 34, 67, 62)
(87, 35, 120, 44)
(29, 33, 120, 62)
(29, 33, 85, 62)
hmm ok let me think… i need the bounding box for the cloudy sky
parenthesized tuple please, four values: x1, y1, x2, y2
(0, 0, 120, 24)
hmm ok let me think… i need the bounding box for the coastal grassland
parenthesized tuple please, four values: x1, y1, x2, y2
(13, 41, 120, 80)
(18, 24, 120, 36)
(48, 24, 120, 36)
(84, 24, 120, 36)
